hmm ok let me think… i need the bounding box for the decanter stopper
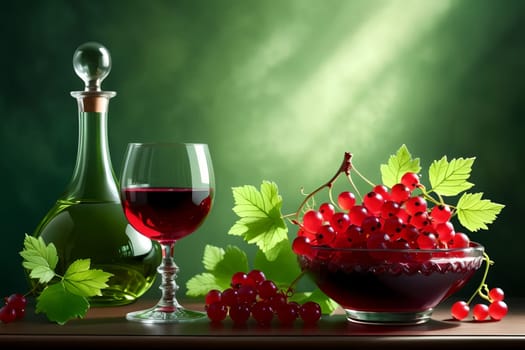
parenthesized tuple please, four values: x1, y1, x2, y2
(73, 42, 112, 92)
(71, 42, 116, 112)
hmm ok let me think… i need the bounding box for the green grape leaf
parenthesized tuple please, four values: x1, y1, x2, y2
(202, 245, 225, 271)
(380, 144, 421, 188)
(19, 234, 58, 284)
(186, 244, 249, 297)
(35, 282, 90, 325)
(429, 156, 475, 196)
(186, 272, 223, 297)
(456, 192, 505, 232)
(213, 245, 249, 281)
(63, 259, 113, 297)
(228, 181, 288, 260)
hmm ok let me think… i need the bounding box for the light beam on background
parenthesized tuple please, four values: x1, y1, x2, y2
(238, 0, 453, 163)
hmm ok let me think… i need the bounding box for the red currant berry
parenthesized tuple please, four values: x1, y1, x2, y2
(416, 233, 437, 250)
(0, 305, 17, 324)
(206, 301, 228, 322)
(257, 280, 278, 300)
(366, 232, 390, 249)
(390, 183, 411, 202)
(221, 288, 239, 307)
(302, 210, 323, 233)
(488, 300, 508, 320)
(229, 302, 251, 325)
(363, 191, 384, 214)
(276, 302, 298, 325)
(382, 216, 404, 237)
(299, 301, 322, 324)
(14, 308, 25, 320)
(247, 269, 266, 287)
(451, 232, 470, 248)
(472, 303, 489, 321)
(401, 172, 420, 191)
(292, 236, 313, 257)
(237, 285, 257, 304)
(410, 211, 431, 230)
(435, 221, 455, 243)
(205, 289, 222, 306)
(268, 291, 287, 309)
(405, 196, 427, 216)
(315, 224, 336, 245)
(380, 200, 400, 219)
(335, 224, 364, 248)
(361, 215, 382, 235)
(6, 294, 27, 311)
(337, 191, 356, 211)
(373, 184, 391, 201)
(451, 300, 470, 320)
(400, 224, 419, 242)
(430, 204, 452, 224)
(330, 212, 351, 233)
(348, 205, 368, 226)
(231, 271, 249, 289)
(488, 287, 505, 302)
(319, 202, 336, 221)
(251, 301, 274, 326)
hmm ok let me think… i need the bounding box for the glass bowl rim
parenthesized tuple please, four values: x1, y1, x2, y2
(301, 241, 484, 255)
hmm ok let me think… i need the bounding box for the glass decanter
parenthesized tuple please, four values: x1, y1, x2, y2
(31, 42, 161, 306)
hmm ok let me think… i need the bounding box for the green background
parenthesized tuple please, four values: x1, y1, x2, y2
(1, 0, 524, 301)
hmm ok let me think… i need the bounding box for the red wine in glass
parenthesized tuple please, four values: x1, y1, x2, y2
(122, 187, 212, 243)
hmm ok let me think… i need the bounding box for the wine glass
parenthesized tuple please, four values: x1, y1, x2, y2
(119, 142, 214, 323)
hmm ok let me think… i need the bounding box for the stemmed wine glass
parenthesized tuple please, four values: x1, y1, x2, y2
(119, 142, 214, 323)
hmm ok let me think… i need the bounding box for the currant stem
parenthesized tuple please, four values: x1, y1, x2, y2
(285, 270, 307, 297)
(466, 252, 494, 305)
(346, 172, 363, 201)
(350, 166, 376, 188)
(295, 152, 352, 221)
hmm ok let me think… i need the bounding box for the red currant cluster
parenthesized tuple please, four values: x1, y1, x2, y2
(0, 293, 27, 323)
(451, 287, 508, 321)
(292, 172, 468, 256)
(205, 269, 322, 326)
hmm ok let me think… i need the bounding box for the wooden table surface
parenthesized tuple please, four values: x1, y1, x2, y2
(1, 298, 524, 349)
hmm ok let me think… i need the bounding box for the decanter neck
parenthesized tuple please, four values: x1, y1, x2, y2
(63, 92, 120, 203)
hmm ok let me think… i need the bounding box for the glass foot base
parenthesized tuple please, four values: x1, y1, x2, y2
(344, 308, 433, 325)
(126, 305, 206, 324)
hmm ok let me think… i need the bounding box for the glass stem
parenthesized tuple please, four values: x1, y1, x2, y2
(157, 242, 181, 310)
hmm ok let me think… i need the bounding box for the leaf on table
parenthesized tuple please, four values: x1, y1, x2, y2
(228, 181, 288, 260)
(429, 156, 475, 196)
(380, 144, 421, 188)
(36, 282, 90, 325)
(456, 192, 505, 232)
(19, 234, 58, 284)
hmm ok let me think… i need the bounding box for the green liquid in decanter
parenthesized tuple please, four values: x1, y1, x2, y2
(30, 42, 162, 306)
(34, 201, 161, 306)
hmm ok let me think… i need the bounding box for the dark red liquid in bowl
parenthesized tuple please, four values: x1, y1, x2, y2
(298, 244, 484, 312)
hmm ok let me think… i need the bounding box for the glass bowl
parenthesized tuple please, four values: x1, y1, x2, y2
(297, 242, 484, 325)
